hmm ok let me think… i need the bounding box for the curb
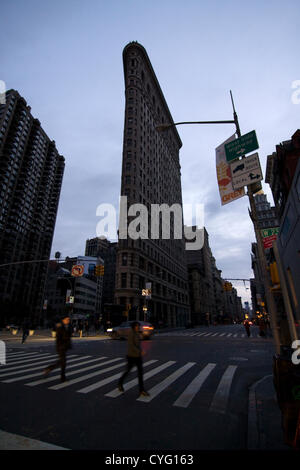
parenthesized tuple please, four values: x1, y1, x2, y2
(247, 374, 273, 449)
(0, 429, 68, 450)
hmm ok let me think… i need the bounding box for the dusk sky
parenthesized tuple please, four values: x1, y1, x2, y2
(1, 0, 299, 306)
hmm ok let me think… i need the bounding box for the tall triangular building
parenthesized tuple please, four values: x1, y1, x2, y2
(114, 42, 190, 327)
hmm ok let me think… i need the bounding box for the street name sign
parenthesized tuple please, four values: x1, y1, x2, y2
(261, 227, 279, 249)
(230, 153, 263, 189)
(225, 130, 259, 162)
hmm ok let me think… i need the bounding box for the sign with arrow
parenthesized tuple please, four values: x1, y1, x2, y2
(230, 153, 263, 190)
(225, 130, 259, 162)
(71, 264, 84, 277)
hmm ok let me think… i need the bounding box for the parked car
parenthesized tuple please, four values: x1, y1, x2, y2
(107, 321, 154, 340)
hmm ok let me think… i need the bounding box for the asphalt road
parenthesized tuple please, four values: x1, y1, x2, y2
(0, 324, 275, 451)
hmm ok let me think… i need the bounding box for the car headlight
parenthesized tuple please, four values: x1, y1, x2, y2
(107, 328, 113, 332)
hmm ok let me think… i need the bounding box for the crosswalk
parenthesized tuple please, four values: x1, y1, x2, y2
(157, 329, 268, 339)
(0, 350, 240, 414)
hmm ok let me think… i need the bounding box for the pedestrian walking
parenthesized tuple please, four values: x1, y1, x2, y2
(84, 320, 89, 337)
(78, 319, 83, 338)
(259, 319, 267, 337)
(244, 319, 251, 337)
(21, 320, 30, 344)
(205, 312, 210, 327)
(44, 314, 72, 382)
(118, 321, 149, 397)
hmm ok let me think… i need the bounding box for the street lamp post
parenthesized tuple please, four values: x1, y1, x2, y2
(156, 90, 281, 353)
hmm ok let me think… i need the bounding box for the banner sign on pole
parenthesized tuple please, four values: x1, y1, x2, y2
(216, 135, 245, 206)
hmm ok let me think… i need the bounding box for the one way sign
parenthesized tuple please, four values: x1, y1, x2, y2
(230, 153, 263, 190)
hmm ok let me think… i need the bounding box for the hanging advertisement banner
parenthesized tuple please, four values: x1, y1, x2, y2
(216, 135, 245, 205)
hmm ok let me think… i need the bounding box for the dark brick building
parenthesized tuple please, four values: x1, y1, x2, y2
(0, 90, 65, 326)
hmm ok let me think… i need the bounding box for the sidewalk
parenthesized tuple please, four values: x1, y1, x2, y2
(248, 374, 291, 450)
(0, 328, 109, 344)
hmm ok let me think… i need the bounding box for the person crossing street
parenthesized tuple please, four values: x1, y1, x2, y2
(43, 314, 72, 382)
(244, 319, 251, 337)
(118, 321, 149, 397)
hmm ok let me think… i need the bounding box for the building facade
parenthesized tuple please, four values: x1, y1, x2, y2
(0, 90, 65, 326)
(186, 227, 230, 324)
(265, 130, 300, 221)
(44, 255, 104, 325)
(250, 192, 280, 316)
(265, 130, 300, 327)
(275, 158, 300, 322)
(254, 193, 279, 229)
(85, 237, 117, 307)
(114, 42, 190, 327)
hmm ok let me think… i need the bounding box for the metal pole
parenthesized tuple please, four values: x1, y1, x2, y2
(246, 185, 281, 353)
(273, 239, 298, 343)
(230, 91, 281, 353)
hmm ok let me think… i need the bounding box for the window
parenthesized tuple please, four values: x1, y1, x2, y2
(121, 273, 127, 288)
(122, 252, 128, 266)
(139, 256, 145, 270)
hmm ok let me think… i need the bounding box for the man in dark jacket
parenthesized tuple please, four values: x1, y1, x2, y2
(118, 321, 149, 397)
(44, 315, 72, 382)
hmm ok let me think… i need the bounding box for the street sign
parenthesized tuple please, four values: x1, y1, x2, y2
(261, 227, 279, 249)
(225, 130, 259, 162)
(230, 153, 263, 189)
(216, 135, 245, 206)
(71, 264, 84, 277)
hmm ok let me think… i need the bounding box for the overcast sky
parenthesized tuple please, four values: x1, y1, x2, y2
(1, 0, 299, 306)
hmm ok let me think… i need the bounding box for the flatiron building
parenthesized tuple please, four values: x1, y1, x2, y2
(114, 42, 190, 327)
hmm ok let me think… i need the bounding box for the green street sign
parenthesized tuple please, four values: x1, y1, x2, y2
(261, 227, 279, 238)
(225, 130, 259, 162)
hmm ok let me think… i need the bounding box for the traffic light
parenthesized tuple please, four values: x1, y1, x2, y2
(269, 262, 280, 290)
(95, 265, 105, 276)
(223, 281, 232, 292)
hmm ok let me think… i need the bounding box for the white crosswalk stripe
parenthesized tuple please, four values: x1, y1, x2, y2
(6, 352, 41, 359)
(77, 360, 158, 394)
(137, 362, 196, 403)
(173, 363, 216, 408)
(0, 351, 239, 413)
(6, 353, 53, 366)
(49, 358, 124, 390)
(157, 329, 263, 340)
(1, 356, 83, 382)
(0, 354, 58, 376)
(25, 357, 107, 386)
(209, 365, 237, 414)
(105, 361, 176, 398)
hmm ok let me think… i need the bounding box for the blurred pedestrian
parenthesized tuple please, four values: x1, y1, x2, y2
(259, 319, 267, 337)
(44, 314, 72, 382)
(118, 321, 149, 397)
(205, 312, 210, 327)
(244, 319, 251, 337)
(78, 320, 83, 338)
(21, 320, 30, 344)
(84, 320, 89, 337)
